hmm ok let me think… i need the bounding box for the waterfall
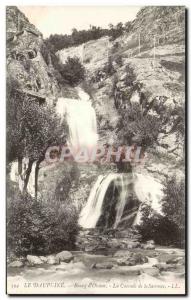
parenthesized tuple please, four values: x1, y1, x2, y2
(79, 172, 164, 229)
(113, 175, 130, 229)
(56, 95, 98, 152)
(78, 173, 134, 229)
(27, 162, 36, 197)
(10, 158, 36, 197)
(78, 175, 105, 228)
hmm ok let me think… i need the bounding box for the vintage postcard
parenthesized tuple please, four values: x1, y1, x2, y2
(6, 5, 186, 295)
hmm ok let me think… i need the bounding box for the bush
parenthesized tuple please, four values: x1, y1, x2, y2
(136, 204, 181, 246)
(162, 176, 185, 246)
(136, 176, 185, 248)
(115, 54, 123, 67)
(59, 56, 86, 86)
(103, 57, 116, 76)
(7, 187, 79, 256)
(124, 64, 136, 86)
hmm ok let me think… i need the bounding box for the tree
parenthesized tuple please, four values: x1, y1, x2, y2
(124, 21, 132, 33)
(7, 76, 67, 197)
(59, 56, 86, 86)
(162, 176, 185, 244)
(136, 176, 185, 247)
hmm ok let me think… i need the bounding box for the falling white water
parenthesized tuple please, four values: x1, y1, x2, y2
(133, 173, 164, 225)
(79, 173, 133, 229)
(79, 172, 164, 229)
(10, 161, 19, 182)
(10, 161, 24, 191)
(56, 95, 98, 152)
(27, 162, 36, 197)
(10, 158, 36, 197)
(113, 175, 130, 229)
(79, 175, 105, 228)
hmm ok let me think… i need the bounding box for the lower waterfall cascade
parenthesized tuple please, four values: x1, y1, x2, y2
(79, 172, 164, 229)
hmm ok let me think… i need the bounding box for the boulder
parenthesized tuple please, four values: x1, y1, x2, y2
(84, 245, 97, 252)
(118, 269, 141, 276)
(142, 240, 155, 250)
(39, 256, 47, 263)
(95, 244, 107, 251)
(141, 267, 160, 277)
(128, 253, 148, 265)
(146, 240, 155, 245)
(114, 251, 148, 266)
(46, 255, 60, 265)
(56, 251, 73, 263)
(142, 244, 155, 250)
(92, 262, 113, 269)
(113, 250, 132, 258)
(147, 252, 159, 258)
(126, 241, 141, 249)
(27, 255, 44, 266)
(8, 260, 24, 268)
(154, 263, 175, 272)
(116, 258, 130, 266)
(107, 239, 120, 248)
(166, 257, 185, 265)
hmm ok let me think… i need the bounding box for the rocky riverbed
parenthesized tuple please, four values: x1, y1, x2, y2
(7, 234, 185, 294)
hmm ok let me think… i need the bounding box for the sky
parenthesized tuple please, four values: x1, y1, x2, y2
(18, 6, 142, 38)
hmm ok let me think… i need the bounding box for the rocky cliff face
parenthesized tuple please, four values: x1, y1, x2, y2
(6, 6, 61, 105)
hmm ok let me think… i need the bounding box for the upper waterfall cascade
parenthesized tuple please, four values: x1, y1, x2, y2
(56, 89, 98, 151)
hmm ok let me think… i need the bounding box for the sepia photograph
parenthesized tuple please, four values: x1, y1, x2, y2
(6, 4, 186, 295)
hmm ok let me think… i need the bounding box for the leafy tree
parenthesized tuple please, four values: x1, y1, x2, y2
(109, 22, 125, 40)
(7, 185, 79, 256)
(7, 76, 67, 197)
(162, 176, 185, 243)
(136, 203, 181, 246)
(59, 56, 86, 86)
(136, 176, 185, 247)
(124, 21, 132, 33)
(103, 57, 116, 76)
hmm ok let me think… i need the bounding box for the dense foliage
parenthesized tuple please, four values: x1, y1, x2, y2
(116, 64, 184, 152)
(136, 177, 185, 247)
(58, 56, 86, 86)
(45, 23, 132, 53)
(41, 42, 86, 86)
(7, 184, 79, 256)
(7, 75, 67, 194)
(162, 176, 185, 240)
(7, 76, 66, 163)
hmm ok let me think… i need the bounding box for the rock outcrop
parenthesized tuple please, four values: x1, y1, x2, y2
(6, 6, 60, 105)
